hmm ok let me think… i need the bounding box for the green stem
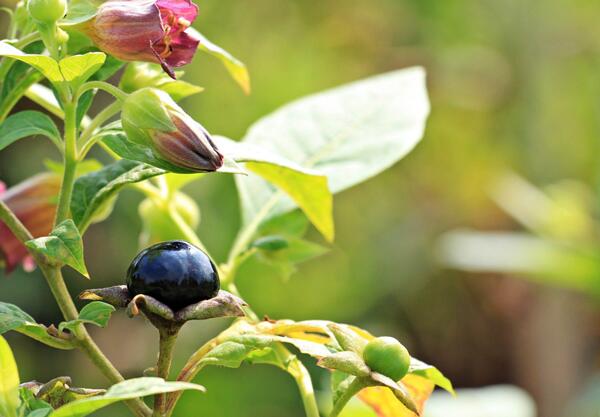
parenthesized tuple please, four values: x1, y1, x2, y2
(78, 101, 122, 159)
(274, 344, 321, 417)
(153, 328, 180, 417)
(328, 377, 366, 417)
(78, 81, 128, 102)
(0, 201, 152, 417)
(53, 101, 77, 226)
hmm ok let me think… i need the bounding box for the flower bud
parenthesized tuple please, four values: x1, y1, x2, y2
(78, 0, 200, 78)
(121, 88, 224, 172)
(0, 174, 60, 274)
(27, 0, 67, 24)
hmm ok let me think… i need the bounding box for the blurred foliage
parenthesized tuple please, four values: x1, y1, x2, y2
(2, 0, 600, 417)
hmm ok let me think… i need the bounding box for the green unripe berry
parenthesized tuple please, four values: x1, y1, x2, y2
(363, 336, 411, 381)
(27, 0, 67, 23)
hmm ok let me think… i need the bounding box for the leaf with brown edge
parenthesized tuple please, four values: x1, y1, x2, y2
(358, 374, 434, 417)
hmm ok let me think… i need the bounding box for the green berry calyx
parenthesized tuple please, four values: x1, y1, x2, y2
(363, 336, 411, 381)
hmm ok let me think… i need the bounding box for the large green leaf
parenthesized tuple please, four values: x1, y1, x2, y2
(0, 336, 19, 417)
(0, 111, 61, 151)
(0, 42, 62, 82)
(48, 378, 204, 417)
(25, 220, 89, 278)
(214, 136, 333, 240)
(59, 52, 106, 90)
(71, 160, 164, 230)
(235, 67, 429, 235)
(0, 303, 75, 350)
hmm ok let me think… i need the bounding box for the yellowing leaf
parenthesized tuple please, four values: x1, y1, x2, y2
(358, 374, 434, 417)
(0, 336, 19, 417)
(0, 41, 62, 82)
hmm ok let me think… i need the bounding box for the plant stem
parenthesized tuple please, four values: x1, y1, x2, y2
(275, 344, 321, 417)
(77, 101, 122, 159)
(53, 100, 77, 226)
(78, 81, 128, 102)
(0, 201, 152, 417)
(328, 377, 366, 417)
(153, 328, 180, 417)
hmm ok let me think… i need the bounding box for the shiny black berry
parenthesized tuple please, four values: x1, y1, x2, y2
(126, 240, 220, 311)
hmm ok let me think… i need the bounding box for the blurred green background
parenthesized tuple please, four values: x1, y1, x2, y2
(2, 1, 600, 417)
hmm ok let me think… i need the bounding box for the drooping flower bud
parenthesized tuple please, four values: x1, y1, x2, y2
(121, 88, 224, 172)
(78, 0, 200, 78)
(0, 174, 60, 274)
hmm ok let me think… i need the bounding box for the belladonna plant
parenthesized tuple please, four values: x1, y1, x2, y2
(0, 1, 453, 417)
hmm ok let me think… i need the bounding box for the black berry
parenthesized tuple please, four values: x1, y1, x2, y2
(126, 240, 220, 311)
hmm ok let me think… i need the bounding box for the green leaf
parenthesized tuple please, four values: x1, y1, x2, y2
(19, 387, 53, 414)
(25, 220, 89, 277)
(0, 302, 35, 334)
(0, 111, 61, 151)
(100, 129, 245, 175)
(253, 236, 329, 280)
(0, 41, 62, 82)
(0, 303, 75, 350)
(0, 42, 44, 105)
(247, 162, 333, 241)
(409, 358, 454, 394)
(235, 67, 429, 238)
(61, 0, 98, 25)
(0, 336, 20, 417)
(48, 378, 205, 417)
(71, 160, 164, 230)
(214, 136, 333, 240)
(59, 52, 106, 89)
(58, 302, 115, 333)
(189, 28, 250, 94)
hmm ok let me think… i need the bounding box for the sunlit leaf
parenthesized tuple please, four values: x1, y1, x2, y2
(189, 28, 250, 94)
(235, 68, 429, 241)
(355, 374, 434, 417)
(58, 52, 106, 89)
(0, 336, 19, 417)
(0, 42, 62, 82)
